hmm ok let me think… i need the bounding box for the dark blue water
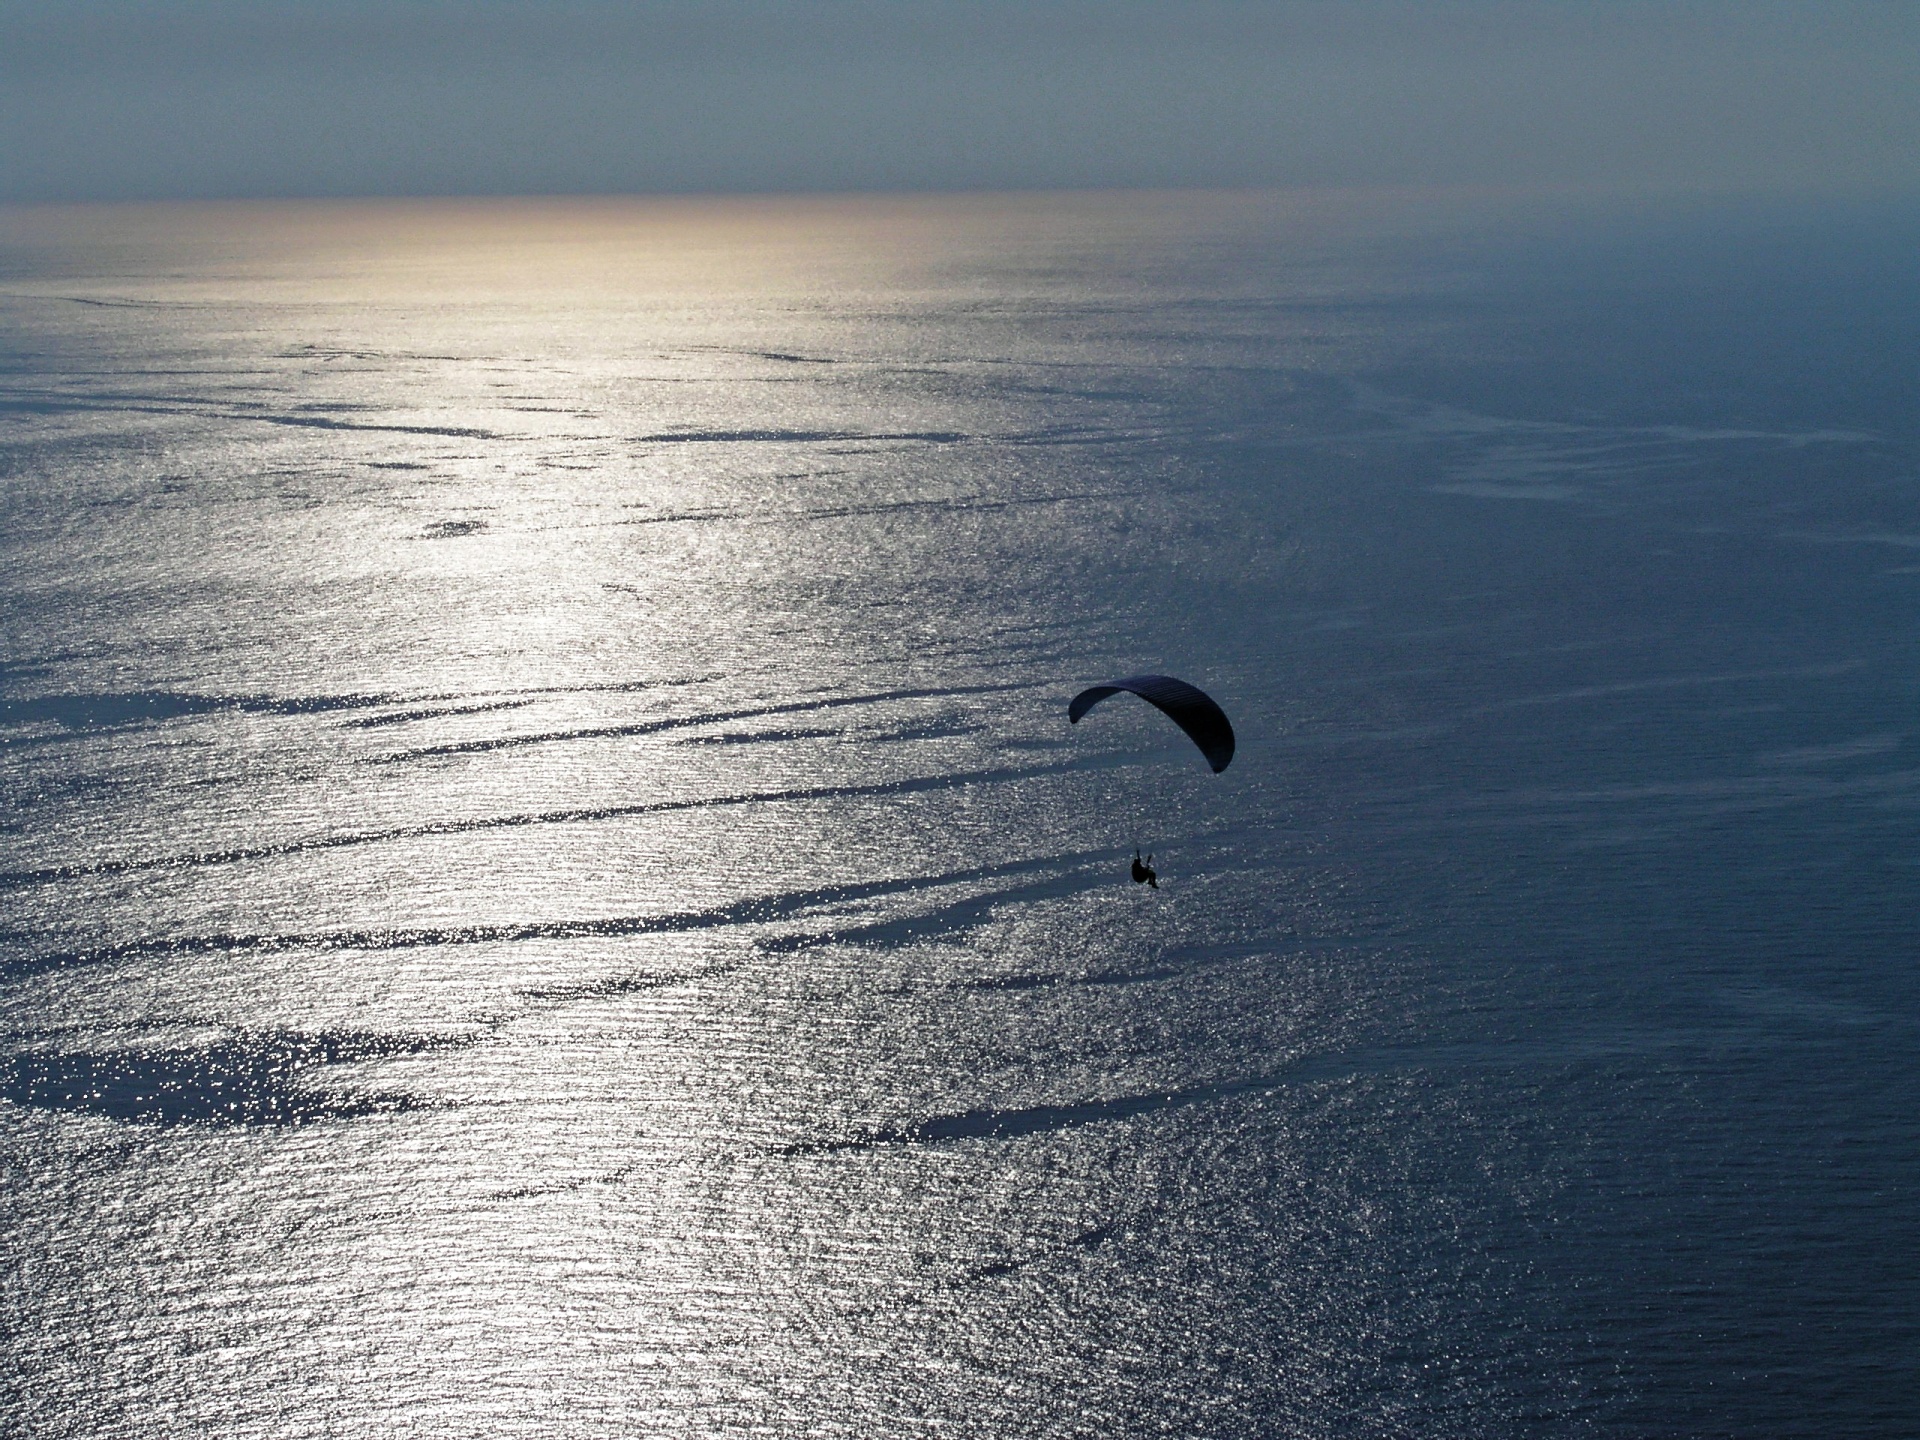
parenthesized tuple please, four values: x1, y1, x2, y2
(1, 191, 1917, 1436)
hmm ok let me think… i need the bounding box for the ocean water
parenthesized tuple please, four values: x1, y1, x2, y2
(1, 190, 1917, 1437)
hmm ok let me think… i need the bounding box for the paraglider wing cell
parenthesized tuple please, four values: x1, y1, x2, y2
(1067, 674, 1235, 772)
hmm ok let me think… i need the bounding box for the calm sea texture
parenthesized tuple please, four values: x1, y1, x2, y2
(2, 191, 1917, 1437)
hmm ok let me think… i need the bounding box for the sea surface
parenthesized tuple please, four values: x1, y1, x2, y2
(2, 189, 1917, 1437)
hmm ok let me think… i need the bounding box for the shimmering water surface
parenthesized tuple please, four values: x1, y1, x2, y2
(3, 191, 1918, 1437)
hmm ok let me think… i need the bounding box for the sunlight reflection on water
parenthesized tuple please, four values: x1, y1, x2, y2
(3, 191, 1919, 1437)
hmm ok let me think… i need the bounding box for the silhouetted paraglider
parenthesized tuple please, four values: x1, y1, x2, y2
(1068, 674, 1234, 885)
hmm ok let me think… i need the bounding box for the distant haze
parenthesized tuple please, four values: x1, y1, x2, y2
(2, 0, 1918, 202)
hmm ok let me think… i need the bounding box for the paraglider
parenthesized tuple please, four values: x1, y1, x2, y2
(1068, 674, 1234, 885)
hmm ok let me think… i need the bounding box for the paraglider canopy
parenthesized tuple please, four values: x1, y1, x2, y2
(1068, 674, 1234, 773)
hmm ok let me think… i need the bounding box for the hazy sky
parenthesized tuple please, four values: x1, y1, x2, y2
(2, 1, 1916, 202)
